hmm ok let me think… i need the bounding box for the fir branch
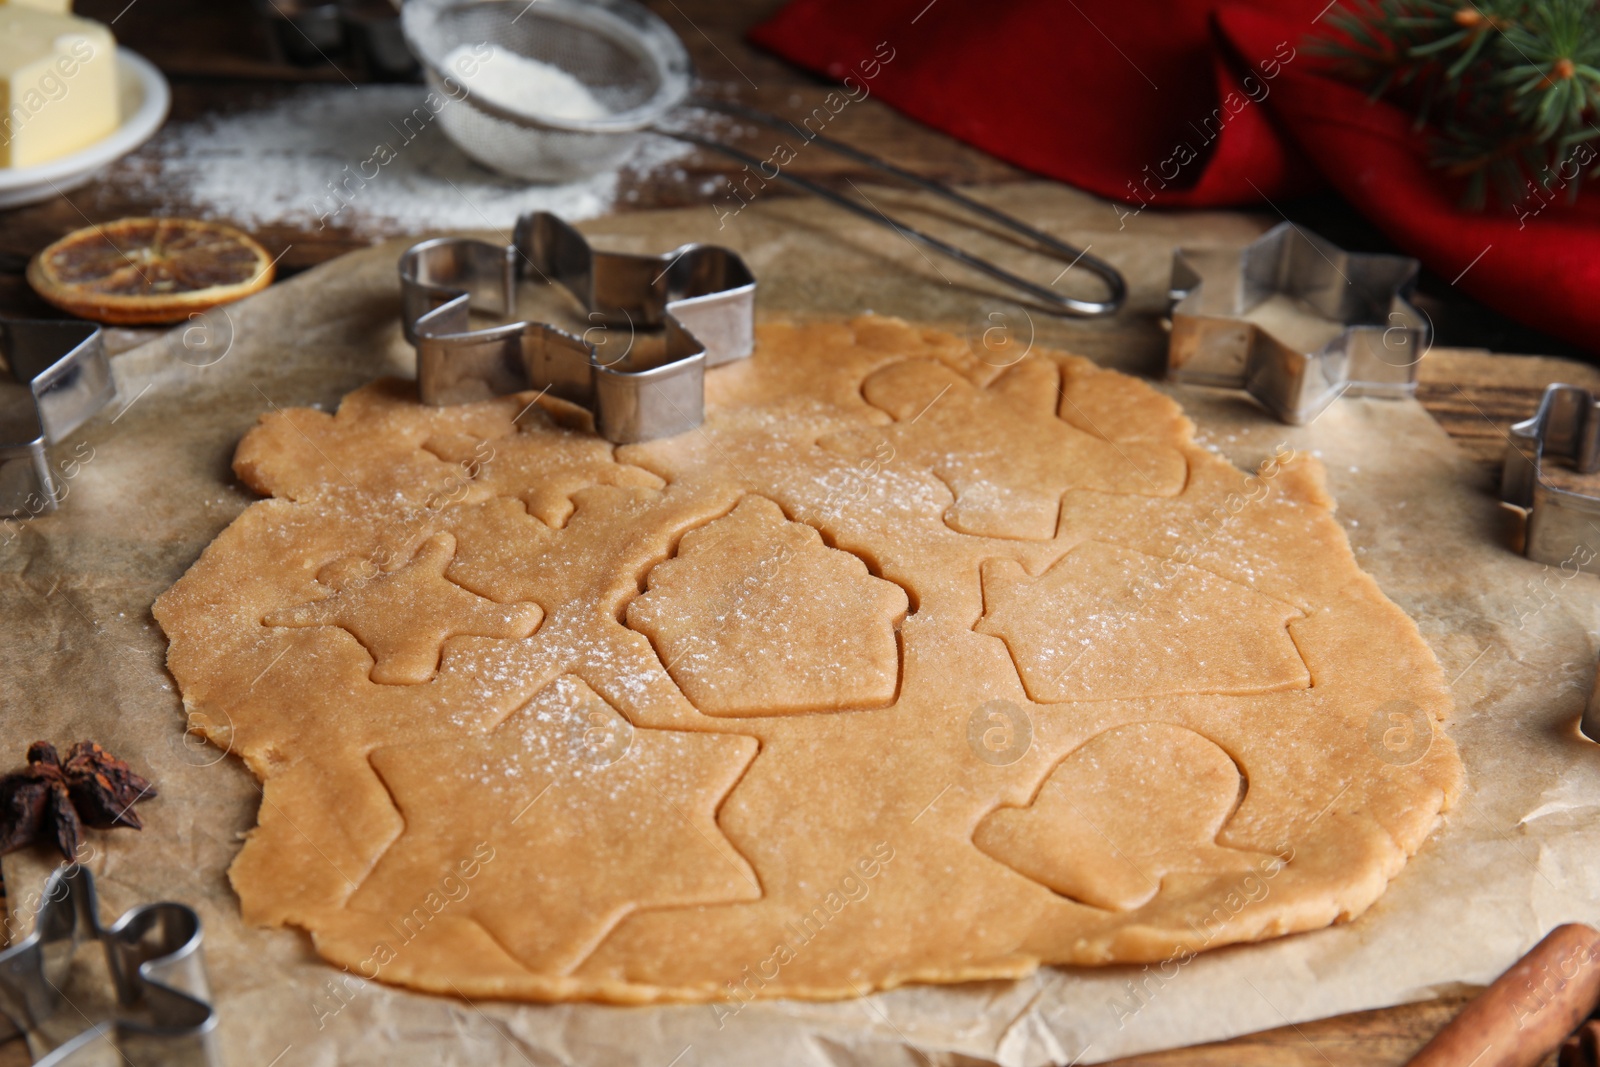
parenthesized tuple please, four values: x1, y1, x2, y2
(1313, 0, 1600, 209)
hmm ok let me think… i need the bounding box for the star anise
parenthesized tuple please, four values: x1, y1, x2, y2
(0, 741, 156, 862)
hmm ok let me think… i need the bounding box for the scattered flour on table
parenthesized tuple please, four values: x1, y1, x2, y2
(109, 85, 695, 234)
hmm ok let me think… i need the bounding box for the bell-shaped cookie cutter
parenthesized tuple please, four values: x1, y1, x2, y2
(1165, 222, 1428, 424)
(1497, 383, 1600, 742)
(1586, 662, 1600, 743)
(400, 212, 755, 444)
(1500, 382, 1600, 570)
(0, 319, 115, 521)
(0, 864, 218, 1067)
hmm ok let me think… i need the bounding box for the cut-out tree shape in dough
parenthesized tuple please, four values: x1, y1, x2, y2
(352, 676, 760, 974)
(819, 358, 1185, 541)
(977, 542, 1308, 702)
(264, 533, 542, 684)
(627, 496, 908, 716)
(974, 722, 1270, 910)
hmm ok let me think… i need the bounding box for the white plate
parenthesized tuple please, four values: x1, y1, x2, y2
(0, 48, 170, 210)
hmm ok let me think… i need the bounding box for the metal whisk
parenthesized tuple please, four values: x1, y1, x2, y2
(401, 0, 1125, 317)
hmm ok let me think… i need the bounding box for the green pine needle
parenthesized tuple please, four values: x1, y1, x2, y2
(1314, 0, 1600, 209)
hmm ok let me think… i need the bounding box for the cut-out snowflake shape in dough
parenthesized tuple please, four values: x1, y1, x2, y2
(264, 533, 542, 684)
(424, 425, 662, 530)
(820, 358, 1186, 541)
(974, 723, 1273, 911)
(627, 496, 908, 716)
(976, 542, 1308, 702)
(350, 675, 760, 974)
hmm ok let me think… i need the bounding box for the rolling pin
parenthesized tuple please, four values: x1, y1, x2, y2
(1405, 924, 1600, 1067)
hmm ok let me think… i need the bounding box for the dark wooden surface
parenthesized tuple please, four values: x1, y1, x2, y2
(0, 2, 1593, 1064)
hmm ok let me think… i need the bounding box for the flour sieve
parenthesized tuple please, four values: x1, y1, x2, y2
(400, 0, 1125, 317)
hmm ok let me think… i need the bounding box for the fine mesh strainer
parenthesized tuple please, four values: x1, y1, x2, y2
(400, 0, 1125, 316)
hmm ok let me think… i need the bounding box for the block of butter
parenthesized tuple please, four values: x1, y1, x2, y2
(0, 0, 74, 13)
(0, 6, 118, 168)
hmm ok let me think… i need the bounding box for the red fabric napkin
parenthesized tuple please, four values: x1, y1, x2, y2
(749, 1, 1600, 354)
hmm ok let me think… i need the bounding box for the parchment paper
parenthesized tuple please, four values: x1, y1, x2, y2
(5, 181, 1599, 1066)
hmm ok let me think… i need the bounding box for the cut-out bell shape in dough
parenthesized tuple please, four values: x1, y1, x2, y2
(975, 722, 1271, 911)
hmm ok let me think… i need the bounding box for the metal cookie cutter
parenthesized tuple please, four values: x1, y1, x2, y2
(400, 212, 755, 444)
(1586, 666, 1600, 743)
(1496, 383, 1600, 742)
(1165, 222, 1428, 424)
(1500, 383, 1600, 571)
(0, 865, 218, 1066)
(0, 320, 114, 519)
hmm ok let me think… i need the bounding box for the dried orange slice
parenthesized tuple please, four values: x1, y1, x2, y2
(27, 217, 276, 326)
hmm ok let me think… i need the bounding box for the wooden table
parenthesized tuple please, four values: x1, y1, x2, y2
(1, 1, 1592, 1064)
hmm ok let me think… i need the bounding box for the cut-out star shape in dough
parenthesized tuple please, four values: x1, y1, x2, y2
(627, 496, 908, 716)
(974, 723, 1272, 911)
(977, 541, 1307, 702)
(351, 676, 760, 974)
(820, 358, 1186, 541)
(264, 533, 541, 685)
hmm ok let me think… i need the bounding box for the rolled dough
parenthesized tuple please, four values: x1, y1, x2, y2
(152, 316, 1461, 1003)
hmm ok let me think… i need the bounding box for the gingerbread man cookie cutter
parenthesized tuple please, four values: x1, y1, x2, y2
(0, 865, 218, 1067)
(0, 319, 114, 520)
(399, 211, 755, 444)
(1165, 222, 1428, 425)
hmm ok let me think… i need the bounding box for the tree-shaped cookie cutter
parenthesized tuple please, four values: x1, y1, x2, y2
(0, 319, 115, 520)
(1165, 222, 1428, 424)
(400, 212, 755, 444)
(0, 865, 218, 1066)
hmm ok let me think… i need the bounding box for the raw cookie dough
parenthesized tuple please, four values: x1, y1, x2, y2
(153, 315, 1462, 1004)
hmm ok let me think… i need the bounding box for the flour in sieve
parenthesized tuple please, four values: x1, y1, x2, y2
(442, 44, 610, 122)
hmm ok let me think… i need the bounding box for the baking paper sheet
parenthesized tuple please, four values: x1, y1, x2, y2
(5, 182, 1598, 1066)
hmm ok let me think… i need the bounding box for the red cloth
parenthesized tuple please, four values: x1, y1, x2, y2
(750, 1, 1600, 354)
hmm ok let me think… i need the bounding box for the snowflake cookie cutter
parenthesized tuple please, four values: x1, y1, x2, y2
(0, 319, 114, 519)
(399, 211, 755, 445)
(1165, 221, 1428, 425)
(0, 865, 219, 1067)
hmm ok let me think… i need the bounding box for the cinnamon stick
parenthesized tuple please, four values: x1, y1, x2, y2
(1405, 924, 1600, 1067)
(1559, 1019, 1600, 1067)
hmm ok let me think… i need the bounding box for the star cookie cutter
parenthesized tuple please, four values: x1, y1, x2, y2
(1500, 382, 1600, 570)
(0, 319, 114, 520)
(1165, 221, 1429, 425)
(0, 865, 218, 1067)
(399, 211, 755, 444)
